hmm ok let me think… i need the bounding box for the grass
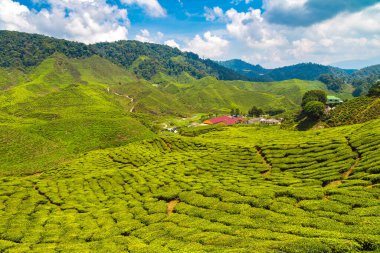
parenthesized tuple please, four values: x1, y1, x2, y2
(0, 119, 379, 252)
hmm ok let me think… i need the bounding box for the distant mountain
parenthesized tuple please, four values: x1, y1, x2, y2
(218, 59, 269, 79)
(265, 63, 352, 81)
(219, 60, 354, 82)
(351, 64, 380, 79)
(0, 30, 247, 81)
(348, 65, 380, 96)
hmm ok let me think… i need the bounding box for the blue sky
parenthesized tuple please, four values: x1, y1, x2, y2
(0, 0, 379, 68)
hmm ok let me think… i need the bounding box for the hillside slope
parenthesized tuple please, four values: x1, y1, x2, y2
(0, 119, 379, 251)
(327, 96, 380, 126)
(156, 76, 333, 113)
(0, 54, 158, 175)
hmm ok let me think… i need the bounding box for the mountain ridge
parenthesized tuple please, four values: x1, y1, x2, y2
(0, 30, 248, 81)
(218, 59, 360, 81)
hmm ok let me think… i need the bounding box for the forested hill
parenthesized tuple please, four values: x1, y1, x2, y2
(217, 59, 269, 79)
(350, 64, 380, 94)
(264, 63, 352, 81)
(0, 30, 247, 81)
(219, 60, 353, 82)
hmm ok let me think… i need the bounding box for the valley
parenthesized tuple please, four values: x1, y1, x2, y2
(0, 30, 379, 252)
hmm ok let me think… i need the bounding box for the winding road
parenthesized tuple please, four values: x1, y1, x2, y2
(112, 90, 135, 113)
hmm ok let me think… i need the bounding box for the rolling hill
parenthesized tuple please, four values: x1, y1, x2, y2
(0, 54, 158, 175)
(0, 117, 379, 252)
(0, 53, 339, 175)
(327, 96, 380, 127)
(0, 30, 247, 81)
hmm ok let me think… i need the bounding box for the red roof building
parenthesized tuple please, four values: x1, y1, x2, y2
(203, 116, 245, 125)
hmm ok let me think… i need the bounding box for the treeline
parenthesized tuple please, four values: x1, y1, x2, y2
(0, 30, 246, 81)
(318, 71, 380, 96)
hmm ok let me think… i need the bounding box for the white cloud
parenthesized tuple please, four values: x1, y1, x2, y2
(184, 31, 229, 59)
(204, 3, 380, 67)
(135, 29, 151, 42)
(204, 6, 224, 22)
(122, 0, 166, 17)
(0, 0, 129, 44)
(135, 29, 165, 43)
(0, 0, 34, 31)
(165, 39, 180, 49)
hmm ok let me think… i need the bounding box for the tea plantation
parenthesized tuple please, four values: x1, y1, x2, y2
(0, 119, 379, 252)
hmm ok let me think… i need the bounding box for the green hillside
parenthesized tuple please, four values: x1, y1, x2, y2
(0, 30, 246, 81)
(0, 54, 157, 175)
(0, 50, 363, 175)
(156, 77, 334, 113)
(327, 96, 380, 126)
(0, 118, 379, 252)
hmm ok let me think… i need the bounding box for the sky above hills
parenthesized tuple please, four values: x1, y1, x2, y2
(0, 0, 379, 69)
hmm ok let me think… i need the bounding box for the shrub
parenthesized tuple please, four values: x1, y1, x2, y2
(303, 101, 325, 119)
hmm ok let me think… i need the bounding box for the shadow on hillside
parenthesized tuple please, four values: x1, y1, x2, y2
(296, 116, 319, 131)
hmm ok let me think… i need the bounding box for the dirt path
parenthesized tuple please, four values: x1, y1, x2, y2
(324, 139, 362, 188)
(342, 159, 360, 179)
(113, 92, 135, 112)
(256, 146, 272, 175)
(167, 200, 179, 215)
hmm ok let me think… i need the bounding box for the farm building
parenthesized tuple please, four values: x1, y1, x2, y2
(204, 116, 246, 125)
(260, 118, 282, 125)
(327, 96, 343, 105)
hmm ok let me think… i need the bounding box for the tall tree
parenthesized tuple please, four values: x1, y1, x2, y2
(302, 90, 327, 107)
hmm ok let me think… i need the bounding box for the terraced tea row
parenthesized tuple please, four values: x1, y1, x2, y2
(0, 122, 380, 252)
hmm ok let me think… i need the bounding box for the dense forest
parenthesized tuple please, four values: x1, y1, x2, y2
(219, 60, 353, 82)
(0, 30, 247, 81)
(220, 59, 380, 95)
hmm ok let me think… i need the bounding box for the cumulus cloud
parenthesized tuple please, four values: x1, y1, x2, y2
(206, 3, 380, 67)
(165, 40, 181, 49)
(0, 0, 129, 43)
(135, 29, 165, 43)
(184, 31, 229, 59)
(0, 0, 32, 31)
(122, 0, 166, 17)
(204, 6, 224, 22)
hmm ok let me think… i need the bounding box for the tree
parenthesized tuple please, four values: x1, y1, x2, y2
(303, 101, 325, 119)
(248, 106, 263, 117)
(352, 87, 363, 97)
(368, 80, 380, 97)
(318, 74, 345, 92)
(302, 90, 327, 107)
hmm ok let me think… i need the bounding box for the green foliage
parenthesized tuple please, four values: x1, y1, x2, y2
(248, 106, 264, 117)
(1, 120, 380, 251)
(0, 30, 246, 81)
(368, 81, 380, 97)
(230, 108, 241, 116)
(327, 96, 380, 126)
(318, 74, 346, 92)
(302, 90, 327, 107)
(303, 101, 325, 119)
